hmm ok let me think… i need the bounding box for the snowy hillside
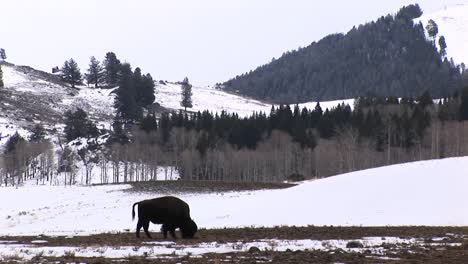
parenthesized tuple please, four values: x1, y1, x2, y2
(0, 62, 352, 143)
(417, 2, 468, 65)
(155, 82, 353, 117)
(1, 156, 467, 236)
(1, 63, 115, 131)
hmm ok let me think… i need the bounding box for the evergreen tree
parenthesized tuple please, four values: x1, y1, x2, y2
(438, 36, 447, 58)
(400, 109, 416, 148)
(4, 132, 26, 154)
(412, 105, 430, 140)
(310, 102, 323, 127)
(159, 113, 171, 144)
(134, 68, 155, 107)
(180, 77, 193, 111)
(61, 58, 82, 88)
(64, 108, 99, 141)
(426, 19, 439, 45)
(133, 67, 143, 104)
(109, 119, 129, 144)
(418, 90, 433, 108)
(29, 124, 46, 142)
(313, 102, 323, 115)
(459, 86, 468, 121)
(371, 110, 385, 151)
(140, 73, 155, 107)
(85, 56, 104, 88)
(0, 64, 4, 89)
(114, 63, 142, 123)
(103, 52, 121, 87)
(141, 113, 158, 133)
(0, 48, 6, 61)
(317, 109, 334, 139)
(396, 4, 423, 21)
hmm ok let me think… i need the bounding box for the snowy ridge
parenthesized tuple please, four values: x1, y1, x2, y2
(417, 2, 468, 65)
(0, 156, 467, 236)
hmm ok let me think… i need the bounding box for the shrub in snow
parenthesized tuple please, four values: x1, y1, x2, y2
(287, 173, 305, 182)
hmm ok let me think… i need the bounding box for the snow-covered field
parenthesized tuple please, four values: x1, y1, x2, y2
(1, 156, 467, 237)
(0, 156, 466, 260)
(417, 2, 468, 65)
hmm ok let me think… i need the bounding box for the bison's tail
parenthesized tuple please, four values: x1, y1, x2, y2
(132, 202, 139, 221)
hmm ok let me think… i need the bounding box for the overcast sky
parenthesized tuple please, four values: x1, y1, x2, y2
(0, 0, 464, 86)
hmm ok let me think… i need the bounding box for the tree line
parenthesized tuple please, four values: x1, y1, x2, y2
(3, 84, 468, 185)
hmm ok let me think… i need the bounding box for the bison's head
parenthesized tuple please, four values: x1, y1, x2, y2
(181, 219, 198, 238)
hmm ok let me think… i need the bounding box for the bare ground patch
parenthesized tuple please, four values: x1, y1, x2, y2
(120, 180, 295, 194)
(1, 226, 467, 263)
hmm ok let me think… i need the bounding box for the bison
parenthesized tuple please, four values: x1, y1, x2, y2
(132, 196, 198, 239)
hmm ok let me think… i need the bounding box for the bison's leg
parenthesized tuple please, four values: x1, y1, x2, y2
(142, 220, 152, 238)
(161, 224, 176, 239)
(161, 224, 168, 239)
(168, 225, 177, 239)
(136, 220, 143, 238)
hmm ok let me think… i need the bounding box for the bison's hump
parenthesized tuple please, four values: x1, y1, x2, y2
(136, 196, 192, 221)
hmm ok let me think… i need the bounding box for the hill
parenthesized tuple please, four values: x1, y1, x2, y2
(0, 62, 115, 126)
(0, 61, 350, 148)
(0, 156, 467, 236)
(222, 4, 464, 103)
(154, 81, 353, 117)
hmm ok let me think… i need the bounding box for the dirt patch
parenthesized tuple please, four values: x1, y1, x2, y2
(121, 180, 295, 194)
(3, 226, 468, 247)
(1, 226, 467, 263)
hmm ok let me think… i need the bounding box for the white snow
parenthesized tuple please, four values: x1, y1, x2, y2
(2, 64, 68, 95)
(1, 63, 116, 124)
(155, 82, 353, 118)
(417, 3, 468, 65)
(0, 156, 467, 237)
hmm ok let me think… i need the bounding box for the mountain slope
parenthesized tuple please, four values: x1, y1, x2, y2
(0, 61, 352, 147)
(154, 82, 354, 117)
(222, 4, 463, 103)
(1, 62, 115, 129)
(417, 3, 468, 66)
